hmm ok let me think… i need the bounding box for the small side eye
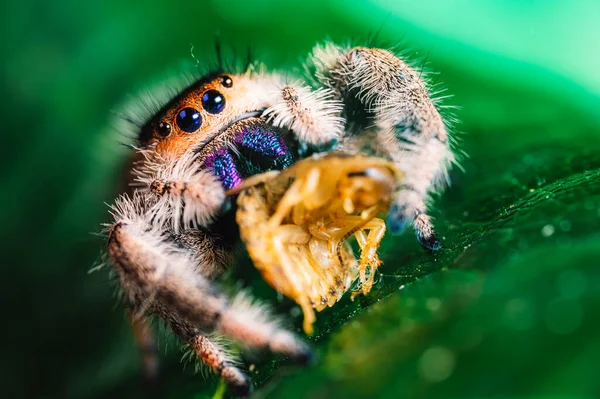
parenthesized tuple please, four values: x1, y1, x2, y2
(176, 108, 202, 133)
(221, 76, 233, 88)
(157, 121, 171, 137)
(202, 90, 226, 114)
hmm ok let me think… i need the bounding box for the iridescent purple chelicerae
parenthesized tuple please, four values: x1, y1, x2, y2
(199, 118, 296, 190)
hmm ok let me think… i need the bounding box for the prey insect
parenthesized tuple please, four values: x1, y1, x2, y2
(104, 42, 457, 395)
(232, 153, 400, 334)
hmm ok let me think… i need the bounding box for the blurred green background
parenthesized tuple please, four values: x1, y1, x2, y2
(2, 0, 599, 398)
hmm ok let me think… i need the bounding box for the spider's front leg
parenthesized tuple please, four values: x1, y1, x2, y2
(310, 44, 456, 251)
(107, 192, 312, 395)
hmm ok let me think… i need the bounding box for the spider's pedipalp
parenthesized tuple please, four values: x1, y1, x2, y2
(134, 151, 226, 233)
(308, 43, 456, 250)
(262, 82, 344, 146)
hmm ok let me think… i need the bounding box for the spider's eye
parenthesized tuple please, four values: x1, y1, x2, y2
(157, 121, 171, 137)
(221, 75, 233, 88)
(176, 108, 202, 133)
(202, 90, 226, 114)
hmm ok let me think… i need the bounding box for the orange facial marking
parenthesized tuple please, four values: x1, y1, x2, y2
(147, 74, 254, 160)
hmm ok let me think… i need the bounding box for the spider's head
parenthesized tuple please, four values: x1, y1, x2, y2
(135, 73, 298, 190)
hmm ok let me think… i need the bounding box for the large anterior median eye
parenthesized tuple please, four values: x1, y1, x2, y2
(202, 90, 226, 114)
(176, 107, 202, 133)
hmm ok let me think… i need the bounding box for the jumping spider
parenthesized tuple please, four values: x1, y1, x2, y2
(106, 42, 456, 395)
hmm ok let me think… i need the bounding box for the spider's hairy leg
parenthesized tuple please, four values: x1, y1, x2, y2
(129, 311, 159, 381)
(310, 44, 455, 251)
(107, 194, 312, 393)
(174, 324, 252, 396)
(189, 334, 250, 396)
(260, 78, 344, 147)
